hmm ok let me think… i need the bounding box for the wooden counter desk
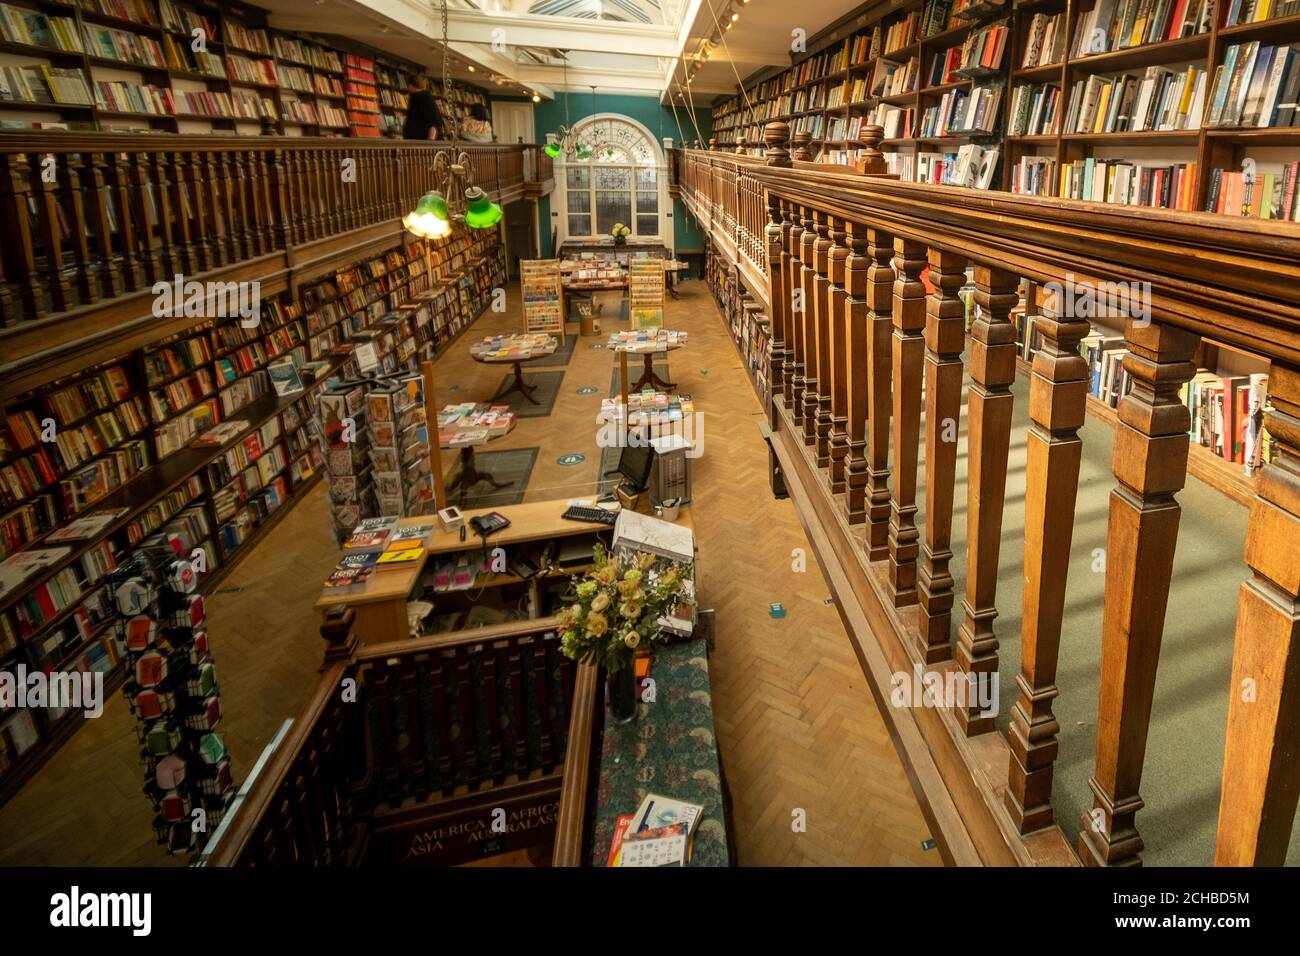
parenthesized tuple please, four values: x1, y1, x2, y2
(316, 498, 694, 645)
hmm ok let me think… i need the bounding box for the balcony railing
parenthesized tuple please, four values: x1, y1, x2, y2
(677, 123, 1300, 867)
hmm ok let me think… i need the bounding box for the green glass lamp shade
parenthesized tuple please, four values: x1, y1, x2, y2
(463, 187, 502, 229)
(575, 142, 592, 161)
(403, 190, 451, 238)
(544, 141, 562, 158)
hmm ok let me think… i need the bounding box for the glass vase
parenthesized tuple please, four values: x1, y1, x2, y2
(608, 661, 638, 723)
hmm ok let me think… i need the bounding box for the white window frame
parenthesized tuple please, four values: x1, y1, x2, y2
(555, 113, 668, 245)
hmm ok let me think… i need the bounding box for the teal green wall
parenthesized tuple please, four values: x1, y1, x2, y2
(523, 92, 711, 258)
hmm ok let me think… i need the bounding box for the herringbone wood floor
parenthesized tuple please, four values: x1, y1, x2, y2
(0, 280, 937, 867)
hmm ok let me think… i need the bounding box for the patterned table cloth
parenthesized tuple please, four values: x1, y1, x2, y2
(591, 638, 730, 866)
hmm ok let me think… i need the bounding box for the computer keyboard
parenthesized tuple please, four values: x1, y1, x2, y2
(563, 505, 619, 526)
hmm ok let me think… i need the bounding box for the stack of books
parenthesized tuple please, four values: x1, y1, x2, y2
(607, 793, 706, 867)
(437, 403, 516, 447)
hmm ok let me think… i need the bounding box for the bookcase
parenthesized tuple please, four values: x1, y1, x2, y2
(0, 0, 493, 137)
(713, 0, 1300, 219)
(0, 225, 504, 801)
(706, 245, 770, 404)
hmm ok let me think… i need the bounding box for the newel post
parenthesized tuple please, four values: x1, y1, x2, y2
(1215, 364, 1300, 866)
(321, 606, 359, 667)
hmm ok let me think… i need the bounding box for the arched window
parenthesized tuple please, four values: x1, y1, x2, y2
(560, 115, 663, 240)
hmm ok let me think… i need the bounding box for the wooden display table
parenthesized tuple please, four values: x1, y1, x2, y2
(609, 329, 688, 391)
(469, 333, 557, 405)
(316, 499, 695, 645)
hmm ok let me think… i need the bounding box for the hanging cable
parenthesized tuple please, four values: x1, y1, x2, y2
(701, 0, 755, 123)
(679, 70, 706, 146)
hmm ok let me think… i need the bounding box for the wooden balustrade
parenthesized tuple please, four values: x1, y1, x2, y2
(0, 135, 544, 332)
(207, 613, 579, 867)
(677, 122, 1300, 867)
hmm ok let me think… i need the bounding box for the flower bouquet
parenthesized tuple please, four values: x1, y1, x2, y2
(610, 222, 630, 245)
(557, 544, 694, 721)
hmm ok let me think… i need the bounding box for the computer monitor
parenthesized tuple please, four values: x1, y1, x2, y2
(617, 444, 655, 492)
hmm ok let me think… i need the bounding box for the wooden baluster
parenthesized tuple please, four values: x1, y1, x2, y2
(1006, 310, 1091, 833)
(203, 152, 228, 267)
(268, 148, 292, 249)
(827, 214, 850, 493)
(371, 659, 401, 800)
(277, 148, 299, 247)
(787, 202, 807, 429)
(400, 658, 429, 799)
(79, 153, 121, 300)
(916, 248, 966, 663)
(56, 154, 94, 304)
(106, 152, 142, 291)
(508, 641, 528, 771)
(181, 152, 210, 273)
(813, 209, 835, 465)
(843, 220, 870, 524)
(455, 644, 475, 785)
(780, 201, 798, 410)
(800, 205, 820, 447)
(1214, 364, 1300, 866)
(363, 149, 377, 225)
(148, 151, 179, 279)
(335, 148, 352, 232)
(302, 747, 330, 865)
(954, 265, 1019, 724)
(532, 636, 554, 772)
(31, 152, 72, 313)
(481, 643, 505, 785)
(764, 191, 787, 423)
(248, 150, 270, 256)
(1080, 320, 1200, 867)
(166, 152, 195, 277)
(227, 151, 250, 260)
(288, 770, 320, 866)
(863, 227, 895, 560)
(127, 151, 162, 284)
(888, 238, 926, 607)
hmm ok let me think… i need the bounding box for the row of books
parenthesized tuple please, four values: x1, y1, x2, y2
(1022, 12, 1067, 69)
(0, 5, 80, 52)
(1224, 0, 1300, 25)
(1008, 82, 1060, 136)
(93, 80, 174, 117)
(227, 53, 278, 87)
(1070, 0, 1209, 59)
(918, 84, 1002, 137)
(1207, 43, 1300, 130)
(917, 144, 1000, 188)
(956, 20, 1010, 76)
(1060, 158, 1199, 210)
(1063, 65, 1207, 134)
(1207, 162, 1300, 220)
(0, 65, 92, 107)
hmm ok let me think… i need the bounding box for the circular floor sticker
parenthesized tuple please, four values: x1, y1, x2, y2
(576, 386, 599, 395)
(556, 454, 586, 466)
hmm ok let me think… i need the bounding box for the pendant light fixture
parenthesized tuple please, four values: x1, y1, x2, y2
(544, 53, 590, 162)
(403, 0, 502, 237)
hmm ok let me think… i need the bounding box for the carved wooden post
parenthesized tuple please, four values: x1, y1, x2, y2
(858, 124, 889, 175)
(828, 214, 850, 496)
(708, 137, 718, 150)
(812, 209, 834, 468)
(864, 227, 894, 560)
(735, 137, 747, 155)
(1080, 320, 1200, 867)
(203, 152, 228, 266)
(321, 606, 358, 666)
(83, 152, 123, 298)
(1006, 309, 1091, 833)
(843, 220, 870, 524)
(31, 151, 72, 313)
(1214, 364, 1300, 866)
(800, 206, 820, 447)
(107, 151, 142, 291)
(787, 201, 807, 427)
(888, 238, 926, 608)
(916, 248, 966, 664)
(791, 131, 812, 162)
(56, 154, 94, 303)
(954, 265, 1018, 728)
(765, 192, 788, 427)
(148, 151, 180, 279)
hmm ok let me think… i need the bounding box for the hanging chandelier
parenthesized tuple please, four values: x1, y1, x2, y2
(403, 0, 502, 238)
(543, 53, 591, 161)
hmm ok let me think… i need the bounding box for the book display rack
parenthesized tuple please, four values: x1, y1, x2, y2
(109, 550, 234, 858)
(712, 0, 1300, 216)
(520, 259, 565, 340)
(0, 227, 503, 801)
(628, 257, 666, 329)
(0, 0, 492, 136)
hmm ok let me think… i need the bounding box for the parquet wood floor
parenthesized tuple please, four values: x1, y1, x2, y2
(0, 281, 937, 867)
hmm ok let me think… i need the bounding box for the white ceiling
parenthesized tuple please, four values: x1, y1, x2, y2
(254, 0, 859, 102)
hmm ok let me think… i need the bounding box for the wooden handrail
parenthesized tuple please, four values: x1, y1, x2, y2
(682, 122, 1300, 868)
(356, 615, 563, 662)
(206, 661, 349, 867)
(552, 661, 600, 867)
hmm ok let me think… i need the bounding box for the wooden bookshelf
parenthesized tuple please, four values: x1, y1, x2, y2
(0, 227, 506, 801)
(714, 0, 1300, 220)
(0, 0, 493, 137)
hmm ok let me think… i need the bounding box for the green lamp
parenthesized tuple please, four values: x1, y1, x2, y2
(575, 142, 592, 161)
(463, 186, 502, 229)
(403, 190, 451, 239)
(544, 140, 562, 158)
